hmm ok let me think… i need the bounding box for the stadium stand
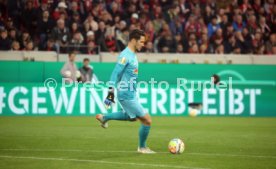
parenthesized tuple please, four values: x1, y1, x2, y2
(0, 0, 275, 55)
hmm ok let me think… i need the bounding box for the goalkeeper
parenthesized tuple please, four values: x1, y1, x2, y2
(96, 29, 155, 154)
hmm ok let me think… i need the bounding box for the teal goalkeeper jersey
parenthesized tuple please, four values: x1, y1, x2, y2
(109, 47, 139, 100)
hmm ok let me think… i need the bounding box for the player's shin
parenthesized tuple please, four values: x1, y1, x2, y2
(138, 124, 151, 148)
(103, 112, 132, 121)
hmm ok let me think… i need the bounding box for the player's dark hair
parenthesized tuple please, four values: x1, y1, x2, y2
(68, 51, 76, 57)
(83, 58, 90, 62)
(129, 29, 145, 41)
(212, 74, 220, 85)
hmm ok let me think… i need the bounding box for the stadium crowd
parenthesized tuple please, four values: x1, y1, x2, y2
(0, 0, 275, 54)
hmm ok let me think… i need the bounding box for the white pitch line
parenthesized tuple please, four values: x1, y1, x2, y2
(187, 152, 276, 159)
(0, 149, 276, 159)
(0, 149, 137, 153)
(0, 155, 209, 169)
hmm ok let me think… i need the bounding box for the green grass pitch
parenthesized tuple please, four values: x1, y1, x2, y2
(0, 116, 275, 169)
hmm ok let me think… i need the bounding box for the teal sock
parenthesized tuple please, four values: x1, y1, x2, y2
(103, 112, 131, 122)
(139, 124, 151, 148)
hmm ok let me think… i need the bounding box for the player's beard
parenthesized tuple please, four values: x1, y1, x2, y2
(135, 45, 141, 52)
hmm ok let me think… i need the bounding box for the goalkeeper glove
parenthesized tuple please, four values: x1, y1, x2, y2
(104, 87, 115, 109)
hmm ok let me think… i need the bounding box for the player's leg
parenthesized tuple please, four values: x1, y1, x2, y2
(96, 101, 136, 128)
(137, 113, 152, 148)
(97, 111, 135, 122)
(113, 99, 153, 147)
(128, 100, 155, 153)
(96, 112, 135, 128)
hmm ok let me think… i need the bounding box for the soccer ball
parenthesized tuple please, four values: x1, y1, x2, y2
(76, 70, 81, 78)
(168, 138, 185, 154)
(189, 108, 198, 117)
(64, 70, 72, 78)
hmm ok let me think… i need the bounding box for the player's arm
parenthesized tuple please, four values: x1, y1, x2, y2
(104, 56, 128, 109)
(60, 62, 70, 78)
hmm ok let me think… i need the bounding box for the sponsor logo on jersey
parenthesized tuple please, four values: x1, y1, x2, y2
(134, 68, 138, 74)
(119, 57, 126, 64)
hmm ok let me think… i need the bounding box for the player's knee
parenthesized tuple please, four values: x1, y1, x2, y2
(129, 118, 137, 122)
(145, 118, 152, 126)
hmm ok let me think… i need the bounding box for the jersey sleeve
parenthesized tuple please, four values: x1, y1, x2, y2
(109, 54, 129, 87)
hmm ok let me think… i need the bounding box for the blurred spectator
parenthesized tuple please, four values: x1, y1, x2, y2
(22, 0, 38, 38)
(176, 44, 184, 53)
(130, 13, 139, 26)
(224, 35, 236, 54)
(235, 31, 248, 53)
(158, 30, 177, 53)
(197, 17, 207, 37)
(84, 40, 98, 54)
(189, 44, 199, 54)
(210, 28, 224, 51)
(164, 5, 177, 24)
(204, 5, 214, 25)
(252, 31, 264, 54)
(272, 46, 276, 55)
(0, 29, 10, 50)
(85, 31, 96, 42)
(24, 40, 34, 51)
(11, 41, 20, 51)
(216, 8, 225, 24)
(169, 16, 183, 36)
(247, 14, 258, 35)
(152, 7, 164, 33)
(37, 10, 54, 49)
(232, 14, 246, 32)
(144, 41, 154, 53)
(223, 23, 235, 40)
(6, 17, 15, 30)
(69, 11, 82, 28)
(183, 33, 198, 53)
(252, 0, 262, 14)
(69, 22, 80, 38)
(145, 21, 155, 43)
(79, 58, 93, 82)
(139, 13, 148, 30)
(264, 0, 274, 14)
(0, 0, 274, 55)
(19, 31, 31, 50)
(41, 38, 57, 52)
(9, 28, 19, 42)
(107, 2, 122, 17)
(37, 0, 49, 20)
(115, 21, 128, 50)
(220, 14, 229, 31)
(96, 21, 107, 51)
(240, 0, 252, 14)
(68, 31, 84, 53)
(185, 15, 198, 37)
(51, 19, 69, 52)
(105, 33, 117, 52)
(60, 51, 80, 82)
(68, 1, 80, 19)
(0, 13, 5, 29)
(6, 1, 22, 29)
(179, 0, 191, 17)
(52, 2, 68, 21)
(241, 28, 252, 53)
(215, 44, 224, 54)
(199, 44, 208, 53)
(265, 34, 276, 54)
(86, 31, 96, 43)
(84, 14, 98, 32)
(207, 16, 220, 38)
(259, 15, 271, 39)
